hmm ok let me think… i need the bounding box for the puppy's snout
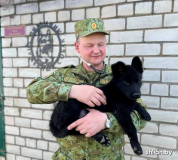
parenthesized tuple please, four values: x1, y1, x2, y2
(133, 93, 141, 98)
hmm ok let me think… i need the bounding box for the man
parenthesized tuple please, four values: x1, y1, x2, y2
(26, 18, 147, 160)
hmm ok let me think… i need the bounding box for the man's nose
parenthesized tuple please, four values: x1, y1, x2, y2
(93, 46, 100, 53)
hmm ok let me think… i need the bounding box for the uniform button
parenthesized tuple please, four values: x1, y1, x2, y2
(83, 158, 86, 160)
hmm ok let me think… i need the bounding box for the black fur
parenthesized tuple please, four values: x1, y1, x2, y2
(49, 56, 151, 155)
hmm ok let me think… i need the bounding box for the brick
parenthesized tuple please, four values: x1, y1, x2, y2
(43, 131, 56, 141)
(12, 37, 27, 47)
(21, 147, 42, 159)
(24, 79, 33, 87)
(72, 9, 85, 21)
(1, 27, 4, 37)
(163, 43, 178, 55)
(1, 17, 10, 26)
(174, 0, 178, 12)
(4, 98, 14, 106)
(66, 22, 75, 33)
(43, 151, 54, 160)
(151, 84, 168, 96)
(43, 111, 53, 120)
(14, 98, 30, 108)
(5, 126, 19, 135)
(21, 109, 42, 119)
(142, 70, 160, 82)
(110, 57, 133, 65)
(16, 3, 38, 14)
(160, 124, 178, 137)
(135, 2, 152, 14)
(11, 15, 20, 25)
(141, 83, 149, 94)
(159, 151, 178, 160)
(1, 6, 14, 16)
(141, 96, 159, 108)
(126, 44, 160, 56)
(31, 120, 49, 130)
(162, 71, 178, 82)
(16, 137, 25, 146)
(127, 15, 162, 29)
(6, 154, 15, 160)
(13, 0, 26, 4)
(32, 13, 43, 24)
(145, 28, 178, 42)
(16, 156, 31, 160)
(26, 138, 36, 148)
(40, 0, 64, 11)
(161, 97, 178, 110)
(144, 57, 178, 69)
(95, 0, 125, 6)
(26, 25, 38, 36)
(118, 4, 133, 16)
(139, 122, 158, 133)
(41, 69, 56, 78)
(37, 140, 48, 150)
(55, 58, 79, 67)
(124, 155, 130, 160)
(101, 5, 116, 18)
(49, 142, 59, 152)
(66, 0, 93, 8)
(31, 103, 54, 110)
(170, 85, 178, 97)
(142, 134, 176, 149)
(21, 14, 31, 24)
(21, 128, 42, 139)
(6, 144, 20, 154)
(3, 58, 12, 67)
(4, 107, 19, 116)
(124, 143, 157, 158)
(2, 48, 17, 57)
(164, 13, 178, 27)
(132, 157, 147, 160)
(107, 45, 124, 56)
(13, 58, 28, 67)
(148, 109, 178, 123)
(0, 157, 5, 160)
(19, 68, 40, 77)
(5, 116, 14, 125)
(86, 7, 100, 18)
(58, 11, 70, 21)
(6, 135, 15, 144)
(2, 38, 11, 47)
(4, 88, 18, 97)
(15, 117, 30, 127)
(18, 48, 31, 57)
(3, 78, 12, 87)
(110, 31, 143, 43)
(63, 34, 75, 45)
(154, 0, 172, 13)
(19, 89, 26, 98)
(14, 78, 23, 87)
(45, 12, 56, 23)
(104, 19, 125, 31)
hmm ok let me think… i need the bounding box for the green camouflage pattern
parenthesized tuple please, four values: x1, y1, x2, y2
(26, 62, 148, 160)
(75, 18, 109, 39)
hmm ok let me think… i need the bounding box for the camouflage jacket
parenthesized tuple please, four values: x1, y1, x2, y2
(26, 63, 147, 160)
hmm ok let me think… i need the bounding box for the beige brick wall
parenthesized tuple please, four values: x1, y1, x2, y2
(1, 0, 178, 160)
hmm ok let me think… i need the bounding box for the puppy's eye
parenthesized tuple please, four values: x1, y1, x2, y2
(124, 81, 130, 85)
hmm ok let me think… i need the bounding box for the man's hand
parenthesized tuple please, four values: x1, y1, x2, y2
(67, 109, 107, 137)
(69, 85, 107, 107)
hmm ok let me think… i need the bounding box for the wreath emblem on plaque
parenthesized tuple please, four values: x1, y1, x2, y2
(28, 22, 65, 70)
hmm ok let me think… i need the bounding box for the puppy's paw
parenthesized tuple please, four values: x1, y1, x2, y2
(130, 138, 143, 155)
(100, 136, 111, 147)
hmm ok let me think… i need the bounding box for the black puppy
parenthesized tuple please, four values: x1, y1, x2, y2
(50, 56, 151, 155)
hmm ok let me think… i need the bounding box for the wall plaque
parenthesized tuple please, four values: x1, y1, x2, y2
(4, 25, 25, 37)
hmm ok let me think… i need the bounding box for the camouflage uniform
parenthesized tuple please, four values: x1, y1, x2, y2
(26, 63, 147, 160)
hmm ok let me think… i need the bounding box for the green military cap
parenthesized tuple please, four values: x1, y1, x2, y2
(75, 18, 109, 39)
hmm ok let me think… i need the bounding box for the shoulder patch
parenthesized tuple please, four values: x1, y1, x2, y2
(43, 73, 53, 79)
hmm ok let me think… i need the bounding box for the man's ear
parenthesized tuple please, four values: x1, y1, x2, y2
(74, 41, 80, 53)
(111, 61, 125, 77)
(131, 56, 143, 73)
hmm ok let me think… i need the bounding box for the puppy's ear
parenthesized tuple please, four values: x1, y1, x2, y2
(131, 56, 143, 73)
(111, 61, 125, 76)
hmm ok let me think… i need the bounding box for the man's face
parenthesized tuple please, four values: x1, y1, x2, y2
(75, 33, 106, 67)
